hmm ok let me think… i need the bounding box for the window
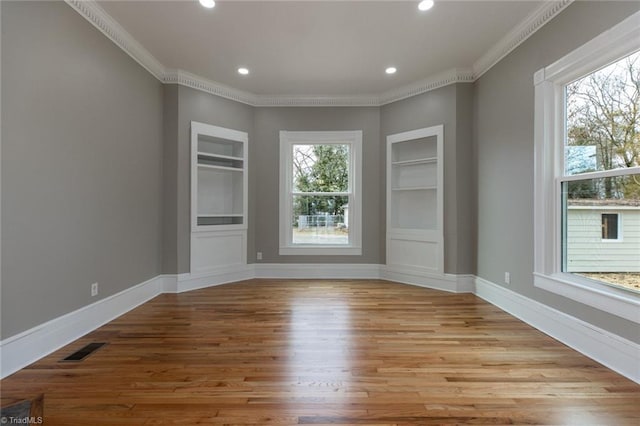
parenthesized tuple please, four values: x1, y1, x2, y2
(534, 11, 640, 323)
(279, 131, 362, 255)
(601, 214, 619, 241)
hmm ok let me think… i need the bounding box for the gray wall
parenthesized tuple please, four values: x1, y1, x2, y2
(252, 107, 382, 264)
(162, 85, 179, 274)
(380, 84, 475, 274)
(1, 1, 164, 338)
(474, 1, 640, 343)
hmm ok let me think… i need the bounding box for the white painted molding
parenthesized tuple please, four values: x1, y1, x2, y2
(379, 68, 475, 105)
(64, 0, 165, 80)
(472, 0, 573, 79)
(382, 265, 473, 294)
(475, 276, 640, 384)
(541, 9, 640, 85)
(66, 0, 574, 107)
(253, 95, 380, 108)
(0, 275, 165, 379)
(456, 274, 476, 293)
(158, 274, 178, 294)
(164, 69, 256, 106)
(255, 263, 382, 279)
(177, 265, 255, 293)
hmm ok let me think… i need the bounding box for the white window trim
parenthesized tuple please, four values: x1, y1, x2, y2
(533, 10, 640, 324)
(279, 130, 362, 256)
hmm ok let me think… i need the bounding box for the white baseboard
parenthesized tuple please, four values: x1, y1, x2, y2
(0, 275, 165, 379)
(382, 265, 475, 293)
(158, 274, 178, 293)
(254, 263, 382, 279)
(475, 276, 640, 384)
(177, 265, 255, 293)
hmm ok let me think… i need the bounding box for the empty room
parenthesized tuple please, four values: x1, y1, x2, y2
(1, 0, 639, 424)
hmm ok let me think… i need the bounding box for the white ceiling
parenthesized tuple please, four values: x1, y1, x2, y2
(96, 0, 547, 98)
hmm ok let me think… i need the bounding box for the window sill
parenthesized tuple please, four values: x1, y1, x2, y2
(279, 246, 362, 256)
(534, 272, 640, 324)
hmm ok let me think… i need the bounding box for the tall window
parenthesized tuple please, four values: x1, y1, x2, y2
(534, 10, 640, 323)
(279, 131, 362, 255)
(562, 52, 639, 290)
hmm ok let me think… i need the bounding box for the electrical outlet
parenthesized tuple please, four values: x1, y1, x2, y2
(91, 282, 99, 297)
(257, 252, 263, 260)
(504, 272, 511, 285)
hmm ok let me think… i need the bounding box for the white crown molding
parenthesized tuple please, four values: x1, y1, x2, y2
(64, 0, 165, 80)
(379, 68, 475, 105)
(472, 0, 574, 79)
(253, 94, 381, 108)
(163, 69, 257, 106)
(66, 0, 573, 107)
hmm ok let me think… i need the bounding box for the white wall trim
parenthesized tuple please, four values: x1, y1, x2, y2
(382, 265, 474, 293)
(379, 68, 475, 105)
(164, 69, 256, 106)
(158, 274, 178, 294)
(0, 275, 166, 379)
(475, 276, 639, 384)
(472, 0, 573, 79)
(254, 263, 382, 279)
(177, 265, 255, 293)
(66, 0, 572, 107)
(253, 94, 381, 108)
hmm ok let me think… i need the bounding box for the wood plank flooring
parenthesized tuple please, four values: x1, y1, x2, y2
(2, 279, 639, 425)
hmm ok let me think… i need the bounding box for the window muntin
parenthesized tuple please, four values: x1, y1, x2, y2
(279, 131, 362, 255)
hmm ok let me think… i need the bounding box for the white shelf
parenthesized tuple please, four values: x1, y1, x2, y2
(197, 151, 244, 162)
(391, 157, 437, 166)
(198, 214, 243, 218)
(197, 163, 244, 172)
(191, 120, 248, 233)
(191, 121, 248, 274)
(391, 185, 437, 191)
(387, 125, 443, 275)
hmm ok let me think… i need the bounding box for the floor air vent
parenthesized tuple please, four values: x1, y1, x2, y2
(62, 342, 107, 362)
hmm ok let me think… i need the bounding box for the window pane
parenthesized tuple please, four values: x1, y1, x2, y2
(562, 173, 640, 293)
(601, 214, 619, 240)
(565, 51, 640, 175)
(292, 195, 349, 245)
(292, 144, 349, 192)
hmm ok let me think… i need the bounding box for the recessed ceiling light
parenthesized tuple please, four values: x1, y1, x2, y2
(199, 0, 215, 9)
(385, 67, 397, 75)
(238, 67, 250, 75)
(418, 0, 434, 11)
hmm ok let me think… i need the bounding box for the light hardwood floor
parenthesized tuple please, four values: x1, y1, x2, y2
(2, 279, 639, 425)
